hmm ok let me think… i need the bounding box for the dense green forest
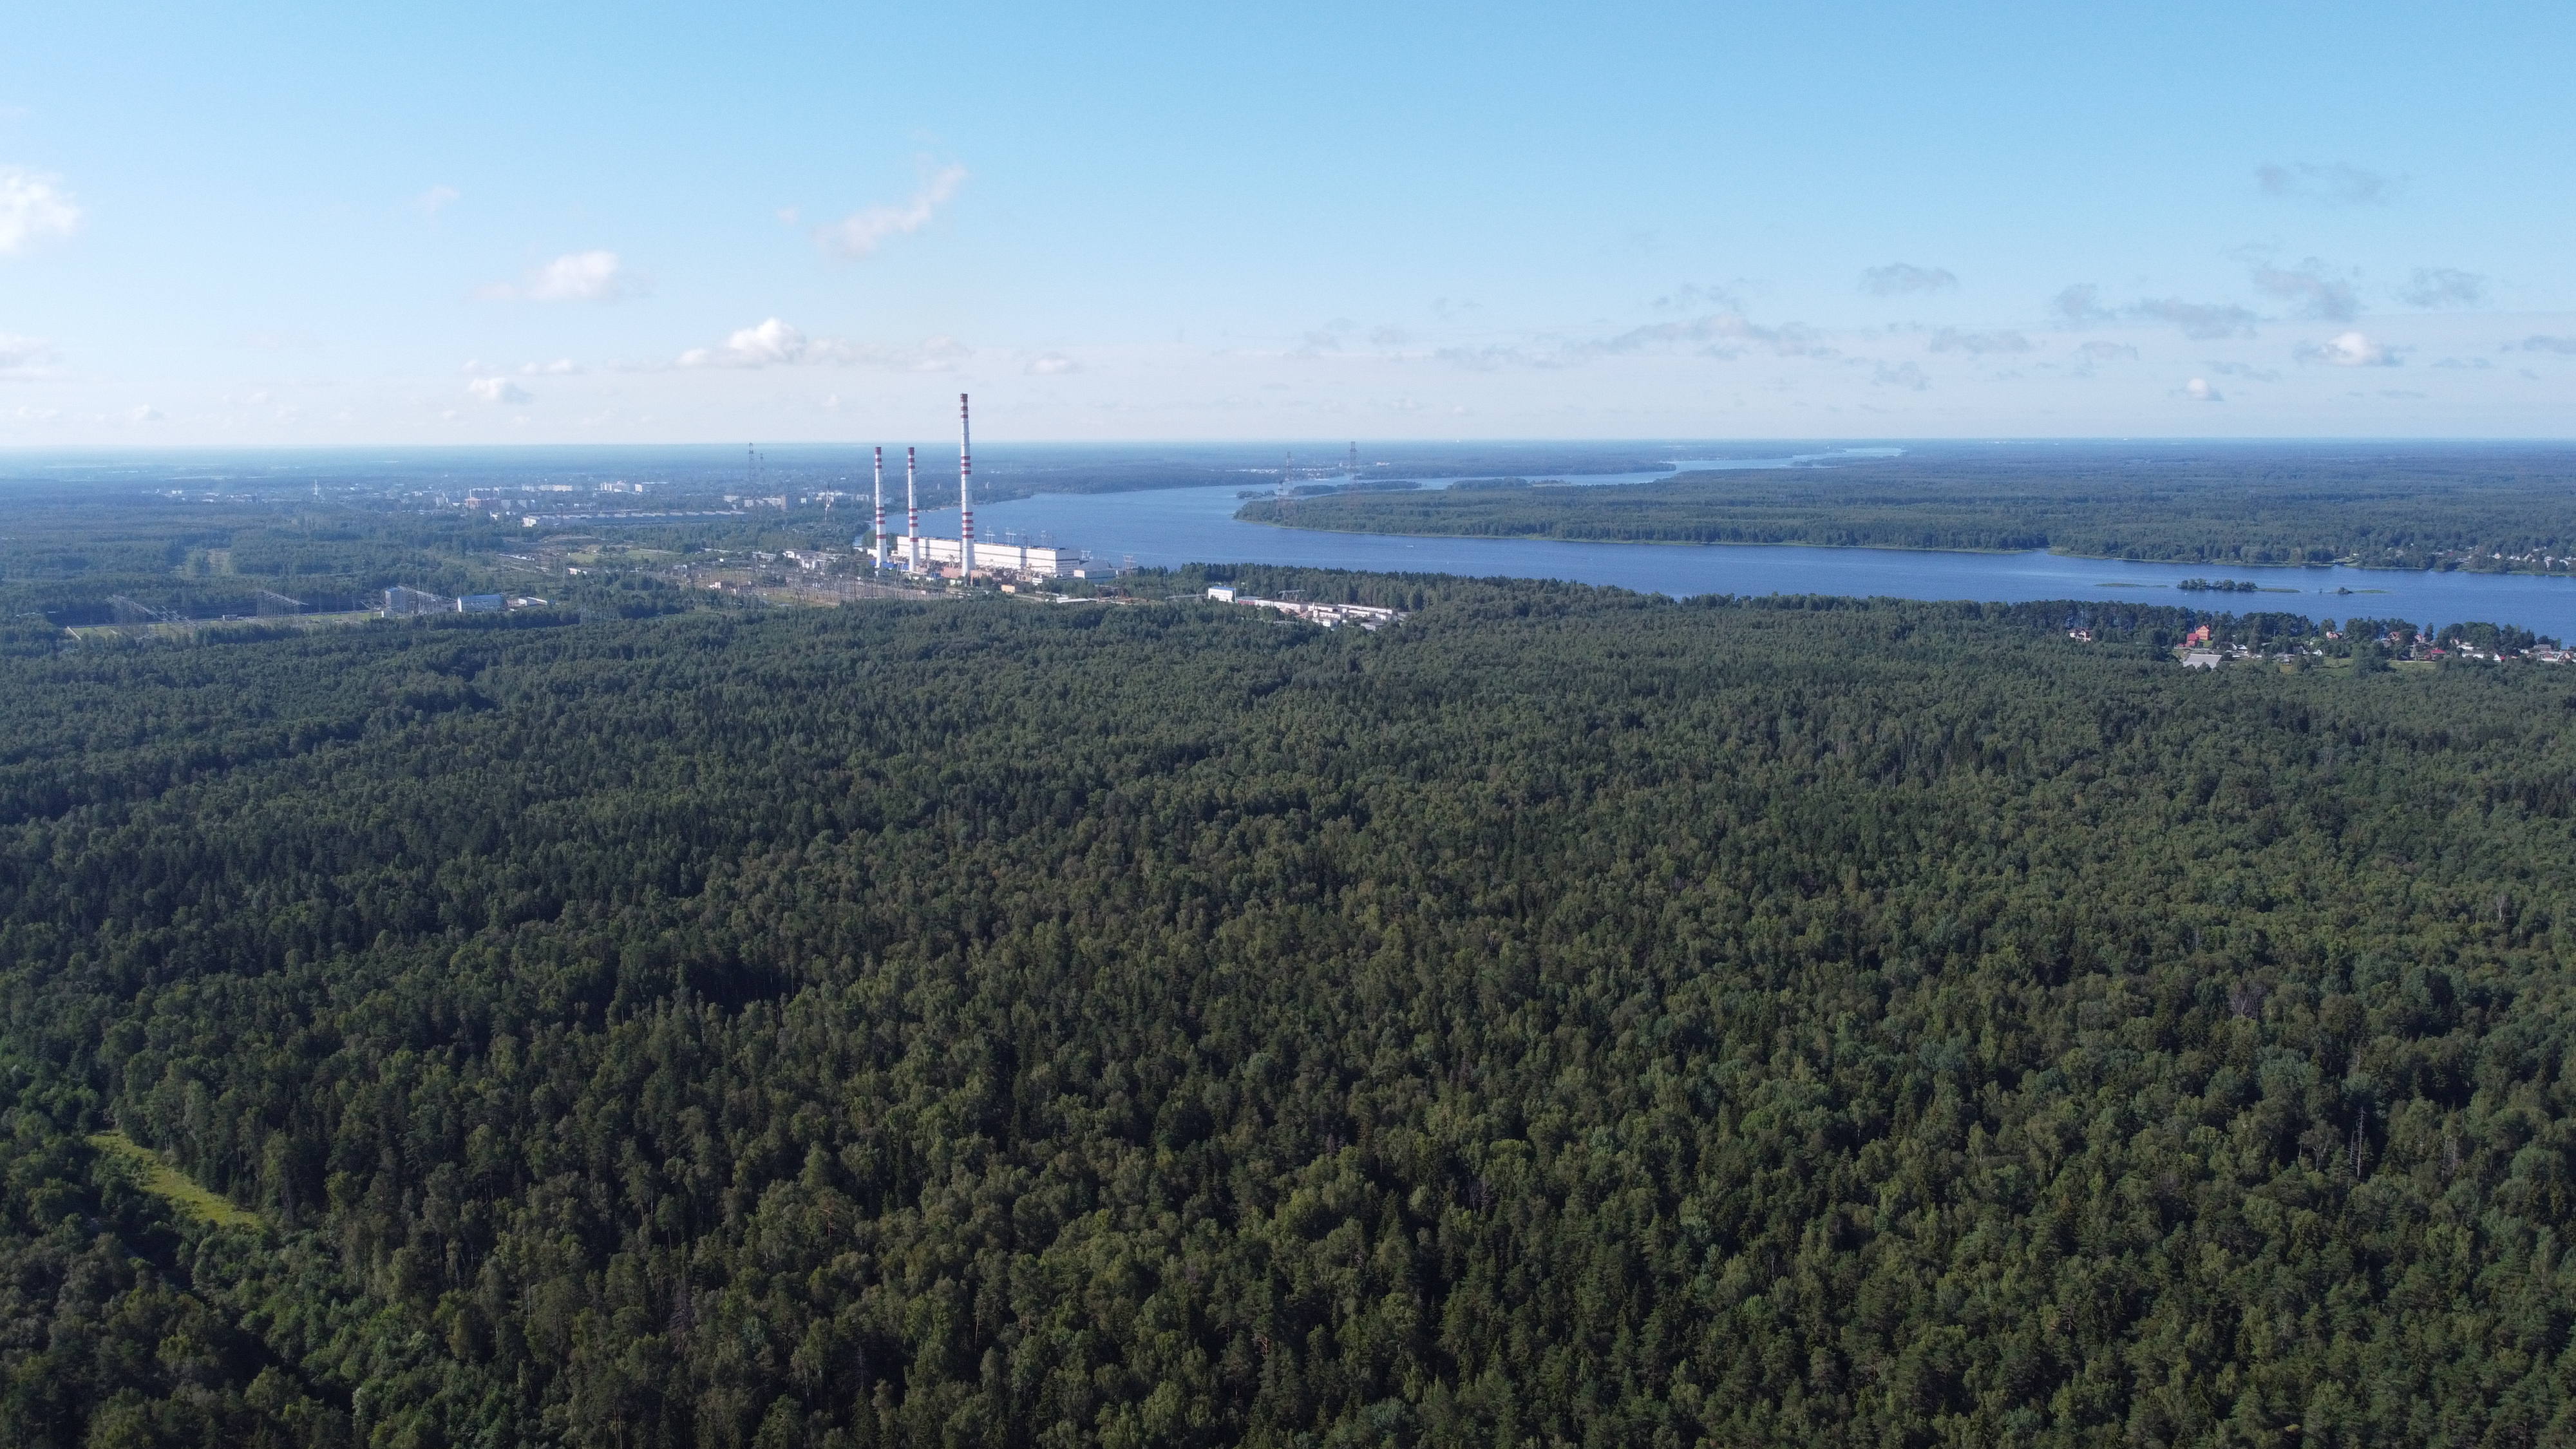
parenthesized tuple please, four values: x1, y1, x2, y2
(4, 575, 2575, 1448)
(1238, 445, 2576, 572)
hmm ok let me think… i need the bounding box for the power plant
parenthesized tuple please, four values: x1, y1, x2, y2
(854, 393, 1096, 581)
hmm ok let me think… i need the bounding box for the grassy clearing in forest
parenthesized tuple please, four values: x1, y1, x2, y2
(86, 1130, 260, 1229)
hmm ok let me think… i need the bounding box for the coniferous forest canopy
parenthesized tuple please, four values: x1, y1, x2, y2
(1238, 443, 2576, 573)
(3, 565, 2574, 1448)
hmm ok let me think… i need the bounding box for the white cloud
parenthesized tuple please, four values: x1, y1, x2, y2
(0, 167, 80, 256)
(477, 250, 639, 303)
(413, 185, 460, 216)
(2257, 162, 2398, 206)
(128, 404, 163, 423)
(0, 332, 56, 378)
(1860, 263, 1958, 296)
(673, 319, 969, 371)
(676, 318, 852, 368)
(2183, 377, 2223, 402)
(1026, 353, 1079, 375)
(909, 336, 971, 372)
(468, 376, 533, 404)
(815, 163, 967, 259)
(518, 358, 580, 375)
(2297, 330, 2401, 367)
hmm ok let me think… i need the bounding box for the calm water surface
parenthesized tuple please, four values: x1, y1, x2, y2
(932, 481, 2576, 638)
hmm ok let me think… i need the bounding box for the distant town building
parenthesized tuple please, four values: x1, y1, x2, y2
(1207, 589, 1405, 630)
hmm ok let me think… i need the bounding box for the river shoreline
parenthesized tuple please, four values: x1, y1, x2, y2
(1234, 513, 2575, 578)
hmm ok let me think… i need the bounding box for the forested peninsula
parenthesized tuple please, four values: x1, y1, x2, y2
(5, 574, 2574, 1447)
(1236, 445, 2576, 573)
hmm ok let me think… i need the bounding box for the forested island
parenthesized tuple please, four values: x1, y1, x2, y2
(5, 569, 2575, 1447)
(1236, 443, 2576, 573)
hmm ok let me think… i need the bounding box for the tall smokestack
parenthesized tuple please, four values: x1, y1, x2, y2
(871, 446, 886, 569)
(905, 447, 919, 571)
(958, 393, 975, 583)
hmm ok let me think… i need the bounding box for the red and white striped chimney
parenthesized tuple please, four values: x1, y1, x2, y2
(958, 393, 975, 583)
(905, 447, 919, 571)
(871, 446, 886, 569)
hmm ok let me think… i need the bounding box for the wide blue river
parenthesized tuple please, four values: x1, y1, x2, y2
(931, 474, 2576, 638)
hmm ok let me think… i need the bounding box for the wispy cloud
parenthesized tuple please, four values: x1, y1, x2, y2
(465, 357, 580, 377)
(1025, 353, 1079, 375)
(1433, 344, 1532, 372)
(2208, 361, 2282, 382)
(2182, 377, 2223, 402)
(815, 162, 967, 259)
(2248, 257, 2359, 323)
(2075, 340, 2137, 362)
(468, 377, 533, 404)
(2049, 285, 2117, 326)
(477, 250, 641, 303)
(1925, 327, 2030, 355)
(1600, 312, 1833, 359)
(2058, 277, 2309, 337)
(413, 185, 460, 217)
(2296, 330, 2401, 367)
(0, 167, 80, 256)
(1649, 283, 1740, 313)
(127, 404, 164, 424)
(1860, 263, 1957, 296)
(1872, 361, 1930, 390)
(2132, 298, 2261, 339)
(2256, 162, 2399, 206)
(0, 333, 57, 379)
(2515, 336, 2576, 354)
(2398, 267, 2485, 308)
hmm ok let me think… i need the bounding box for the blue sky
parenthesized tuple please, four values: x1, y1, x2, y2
(3, 0, 2570, 444)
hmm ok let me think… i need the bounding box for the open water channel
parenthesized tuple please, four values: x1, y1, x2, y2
(926, 456, 2576, 639)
